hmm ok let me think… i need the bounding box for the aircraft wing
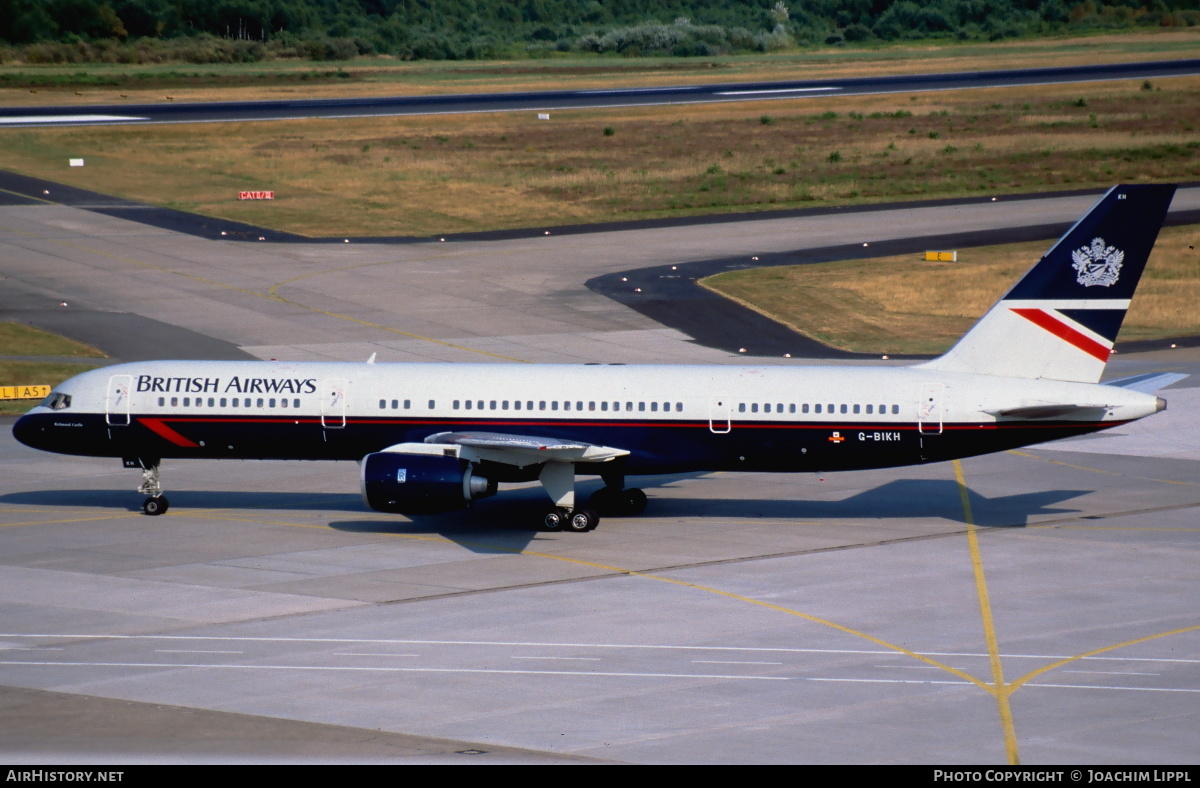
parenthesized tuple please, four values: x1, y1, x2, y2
(424, 431, 630, 464)
(1104, 372, 1188, 394)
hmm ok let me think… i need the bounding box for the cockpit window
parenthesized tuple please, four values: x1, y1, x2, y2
(41, 392, 72, 410)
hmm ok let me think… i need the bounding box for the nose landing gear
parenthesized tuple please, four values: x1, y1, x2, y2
(126, 457, 169, 516)
(142, 495, 169, 516)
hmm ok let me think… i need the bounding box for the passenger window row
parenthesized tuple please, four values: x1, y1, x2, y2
(378, 399, 685, 413)
(737, 402, 901, 415)
(158, 396, 301, 409)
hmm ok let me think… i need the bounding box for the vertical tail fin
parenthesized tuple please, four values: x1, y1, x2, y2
(918, 184, 1176, 383)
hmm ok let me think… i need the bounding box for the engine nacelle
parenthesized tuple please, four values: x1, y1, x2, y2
(360, 451, 496, 514)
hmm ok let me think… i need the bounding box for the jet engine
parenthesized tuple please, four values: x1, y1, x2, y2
(360, 452, 496, 514)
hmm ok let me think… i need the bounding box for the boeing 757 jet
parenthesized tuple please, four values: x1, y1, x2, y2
(13, 184, 1182, 532)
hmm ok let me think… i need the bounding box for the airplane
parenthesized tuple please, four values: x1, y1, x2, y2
(12, 184, 1184, 532)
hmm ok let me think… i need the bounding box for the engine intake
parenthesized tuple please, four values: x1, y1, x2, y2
(361, 451, 496, 514)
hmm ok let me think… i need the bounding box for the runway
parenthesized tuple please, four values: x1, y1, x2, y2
(2, 59, 1198, 127)
(1, 193, 1198, 763)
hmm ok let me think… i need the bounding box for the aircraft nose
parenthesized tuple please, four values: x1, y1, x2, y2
(11, 412, 45, 450)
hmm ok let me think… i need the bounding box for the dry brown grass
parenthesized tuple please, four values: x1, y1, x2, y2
(702, 225, 1200, 355)
(0, 63, 1196, 236)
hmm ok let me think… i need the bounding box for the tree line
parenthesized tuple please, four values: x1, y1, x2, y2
(1, 0, 1197, 63)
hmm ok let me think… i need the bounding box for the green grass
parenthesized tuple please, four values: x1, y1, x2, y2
(0, 360, 99, 415)
(0, 322, 106, 357)
(0, 324, 103, 415)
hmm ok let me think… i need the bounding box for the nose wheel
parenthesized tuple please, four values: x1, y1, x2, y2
(142, 496, 169, 516)
(129, 458, 169, 516)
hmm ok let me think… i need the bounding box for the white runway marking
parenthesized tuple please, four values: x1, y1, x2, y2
(511, 656, 601, 661)
(877, 665, 946, 670)
(0, 659, 789, 681)
(2, 633, 1196, 664)
(0, 115, 148, 125)
(1027, 682, 1200, 694)
(581, 87, 699, 94)
(808, 677, 973, 686)
(9, 658, 1188, 694)
(716, 87, 839, 96)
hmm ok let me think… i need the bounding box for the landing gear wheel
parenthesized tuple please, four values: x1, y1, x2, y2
(142, 496, 169, 516)
(542, 509, 566, 531)
(587, 487, 620, 515)
(588, 487, 646, 516)
(623, 488, 647, 515)
(563, 508, 599, 533)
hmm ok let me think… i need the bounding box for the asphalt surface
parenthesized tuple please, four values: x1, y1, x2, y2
(1, 59, 1197, 127)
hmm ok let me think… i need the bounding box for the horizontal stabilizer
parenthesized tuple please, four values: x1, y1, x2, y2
(1105, 371, 1188, 394)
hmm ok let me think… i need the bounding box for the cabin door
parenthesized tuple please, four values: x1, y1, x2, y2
(917, 382, 945, 435)
(709, 396, 731, 434)
(105, 375, 132, 427)
(320, 378, 348, 429)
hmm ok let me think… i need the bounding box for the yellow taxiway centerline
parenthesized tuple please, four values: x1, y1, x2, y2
(955, 459, 1021, 766)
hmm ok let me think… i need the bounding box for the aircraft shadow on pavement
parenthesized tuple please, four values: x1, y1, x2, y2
(326, 475, 700, 553)
(1, 478, 1087, 555)
(653, 479, 1090, 528)
(0, 488, 367, 513)
(327, 477, 1090, 555)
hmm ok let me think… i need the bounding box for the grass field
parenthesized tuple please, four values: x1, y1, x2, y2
(701, 224, 1200, 355)
(0, 72, 1196, 237)
(0, 360, 99, 415)
(0, 323, 103, 415)
(0, 322, 106, 357)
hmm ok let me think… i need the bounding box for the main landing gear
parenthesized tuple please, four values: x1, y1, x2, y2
(587, 486, 647, 516)
(127, 458, 169, 516)
(542, 507, 600, 533)
(537, 464, 646, 533)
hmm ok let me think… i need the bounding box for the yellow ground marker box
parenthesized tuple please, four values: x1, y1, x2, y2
(925, 251, 958, 262)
